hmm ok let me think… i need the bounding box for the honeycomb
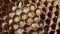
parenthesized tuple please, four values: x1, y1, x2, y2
(0, 0, 60, 34)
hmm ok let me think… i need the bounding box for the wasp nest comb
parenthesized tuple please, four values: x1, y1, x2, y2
(0, 0, 60, 34)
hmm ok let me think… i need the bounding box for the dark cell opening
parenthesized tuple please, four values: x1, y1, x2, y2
(49, 5, 53, 11)
(0, 19, 4, 26)
(29, 30, 35, 34)
(32, 0, 35, 3)
(0, 11, 6, 18)
(51, 1, 54, 5)
(9, 28, 15, 34)
(57, 29, 60, 34)
(51, 23, 56, 30)
(37, 2, 40, 6)
(44, 32, 48, 34)
(53, 17, 57, 23)
(4, 0, 10, 4)
(49, 30, 55, 34)
(38, 20, 44, 26)
(45, 18, 51, 25)
(24, 0, 29, 5)
(37, 27, 43, 32)
(40, 13, 45, 20)
(56, 5, 59, 10)
(39, 0, 41, 1)
(11, 0, 17, 2)
(47, 12, 52, 18)
(3, 24, 9, 30)
(44, 25, 49, 32)
(55, 11, 59, 16)
(58, 22, 60, 27)
(44, 1, 48, 7)
(42, 7, 46, 12)
(0, 0, 3, 6)
(2, 5, 9, 12)
(0, 26, 2, 33)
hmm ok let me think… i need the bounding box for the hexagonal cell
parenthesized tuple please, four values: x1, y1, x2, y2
(58, 22, 60, 27)
(0, 11, 6, 18)
(47, 12, 52, 18)
(11, 0, 18, 3)
(0, 26, 2, 33)
(51, 23, 56, 30)
(42, 7, 46, 12)
(56, 28, 60, 34)
(53, 17, 57, 23)
(0, 0, 3, 7)
(44, 25, 50, 32)
(0, 19, 4, 26)
(38, 20, 44, 27)
(40, 13, 46, 20)
(23, 32, 27, 34)
(44, 0, 48, 7)
(45, 18, 51, 25)
(2, 4, 9, 13)
(49, 30, 55, 34)
(54, 10, 59, 17)
(3, 23, 9, 30)
(49, 5, 53, 11)
(23, 0, 29, 5)
(56, 5, 59, 10)
(9, 27, 15, 34)
(4, 0, 10, 4)
(29, 30, 38, 34)
(36, 27, 43, 34)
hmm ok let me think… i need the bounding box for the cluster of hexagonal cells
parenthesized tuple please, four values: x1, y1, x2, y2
(0, 0, 60, 34)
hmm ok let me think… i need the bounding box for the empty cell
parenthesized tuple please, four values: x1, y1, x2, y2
(56, 28, 60, 34)
(4, 0, 10, 4)
(44, 25, 50, 32)
(32, 0, 36, 3)
(42, 7, 46, 12)
(3, 23, 9, 30)
(0, 0, 3, 7)
(2, 5, 9, 12)
(47, 12, 52, 18)
(40, 13, 45, 20)
(37, 2, 40, 6)
(55, 10, 59, 16)
(11, 0, 17, 2)
(58, 22, 60, 27)
(51, 23, 56, 30)
(44, 0, 48, 7)
(45, 18, 51, 25)
(9, 28, 15, 34)
(37, 27, 43, 32)
(0, 11, 6, 18)
(49, 30, 55, 34)
(0, 26, 2, 33)
(53, 17, 57, 23)
(51, 1, 54, 5)
(49, 5, 53, 11)
(56, 5, 59, 10)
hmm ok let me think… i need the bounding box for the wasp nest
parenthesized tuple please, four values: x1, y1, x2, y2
(0, 0, 60, 34)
